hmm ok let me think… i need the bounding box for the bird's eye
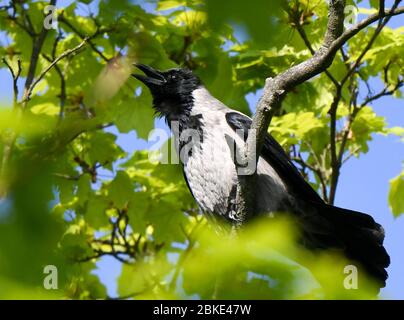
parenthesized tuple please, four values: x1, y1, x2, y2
(171, 75, 176, 80)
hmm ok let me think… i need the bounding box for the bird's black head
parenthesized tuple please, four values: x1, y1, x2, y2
(132, 64, 202, 120)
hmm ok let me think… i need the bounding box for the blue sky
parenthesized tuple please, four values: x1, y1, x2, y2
(0, 0, 403, 299)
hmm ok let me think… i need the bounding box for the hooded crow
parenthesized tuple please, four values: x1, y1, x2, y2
(133, 64, 390, 291)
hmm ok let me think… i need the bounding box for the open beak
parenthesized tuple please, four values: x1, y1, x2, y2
(132, 63, 166, 86)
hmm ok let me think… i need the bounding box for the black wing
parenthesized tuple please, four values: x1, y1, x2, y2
(225, 111, 324, 204)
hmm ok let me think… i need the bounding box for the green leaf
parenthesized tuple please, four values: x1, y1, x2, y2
(127, 192, 149, 233)
(86, 196, 109, 229)
(30, 103, 59, 116)
(350, 106, 386, 153)
(87, 132, 125, 167)
(76, 175, 92, 206)
(114, 90, 155, 139)
(206, 0, 282, 46)
(389, 170, 404, 217)
(60, 232, 93, 261)
(81, 274, 107, 299)
(117, 263, 148, 296)
(148, 199, 188, 242)
(108, 171, 133, 209)
(157, 0, 186, 11)
(387, 126, 404, 137)
(369, 0, 379, 9)
(173, 10, 207, 31)
(58, 179, 76, 204)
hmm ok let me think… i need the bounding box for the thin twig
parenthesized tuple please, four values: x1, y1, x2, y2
(340, 0, 401, 86)
(42, 53, 67, 122)
(289, 4, 340, 88)
(22, 0, 57, 105)
(23, 38, 88, 104)
(0, 0, 56, 181)
(2, 57, 21, 106)
(328, 87, 342, 204)
(59, 14, 110, 62)
(360, 79, 403, 108)
(328, 0, 402, 203)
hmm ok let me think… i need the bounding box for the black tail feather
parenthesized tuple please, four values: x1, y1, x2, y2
(323, 204, 389, 287)
(303, 203, 390, 290)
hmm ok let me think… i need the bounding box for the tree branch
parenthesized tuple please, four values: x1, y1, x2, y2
(22, 37, 88, 104)
(360, 78, 403, 108)
(235, 1, 404, 220)
(328, 87, 342, 204)
(288, 3, 340, 88)
(328, 1, 402, 203)
(234, 0, 346, 222)
(41, 53, 67, 121)
(0, 0, 57, 185)
(326, 5, 404, 60)
(340, 0, 401, 86)
(330, 72, 404, 189)
(58, 13, 110, 62)
(22, 0, 57, 107)
(2, 57, 21, 106)
(43, 31, 67, 122)
(0, 9, 109, 188)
